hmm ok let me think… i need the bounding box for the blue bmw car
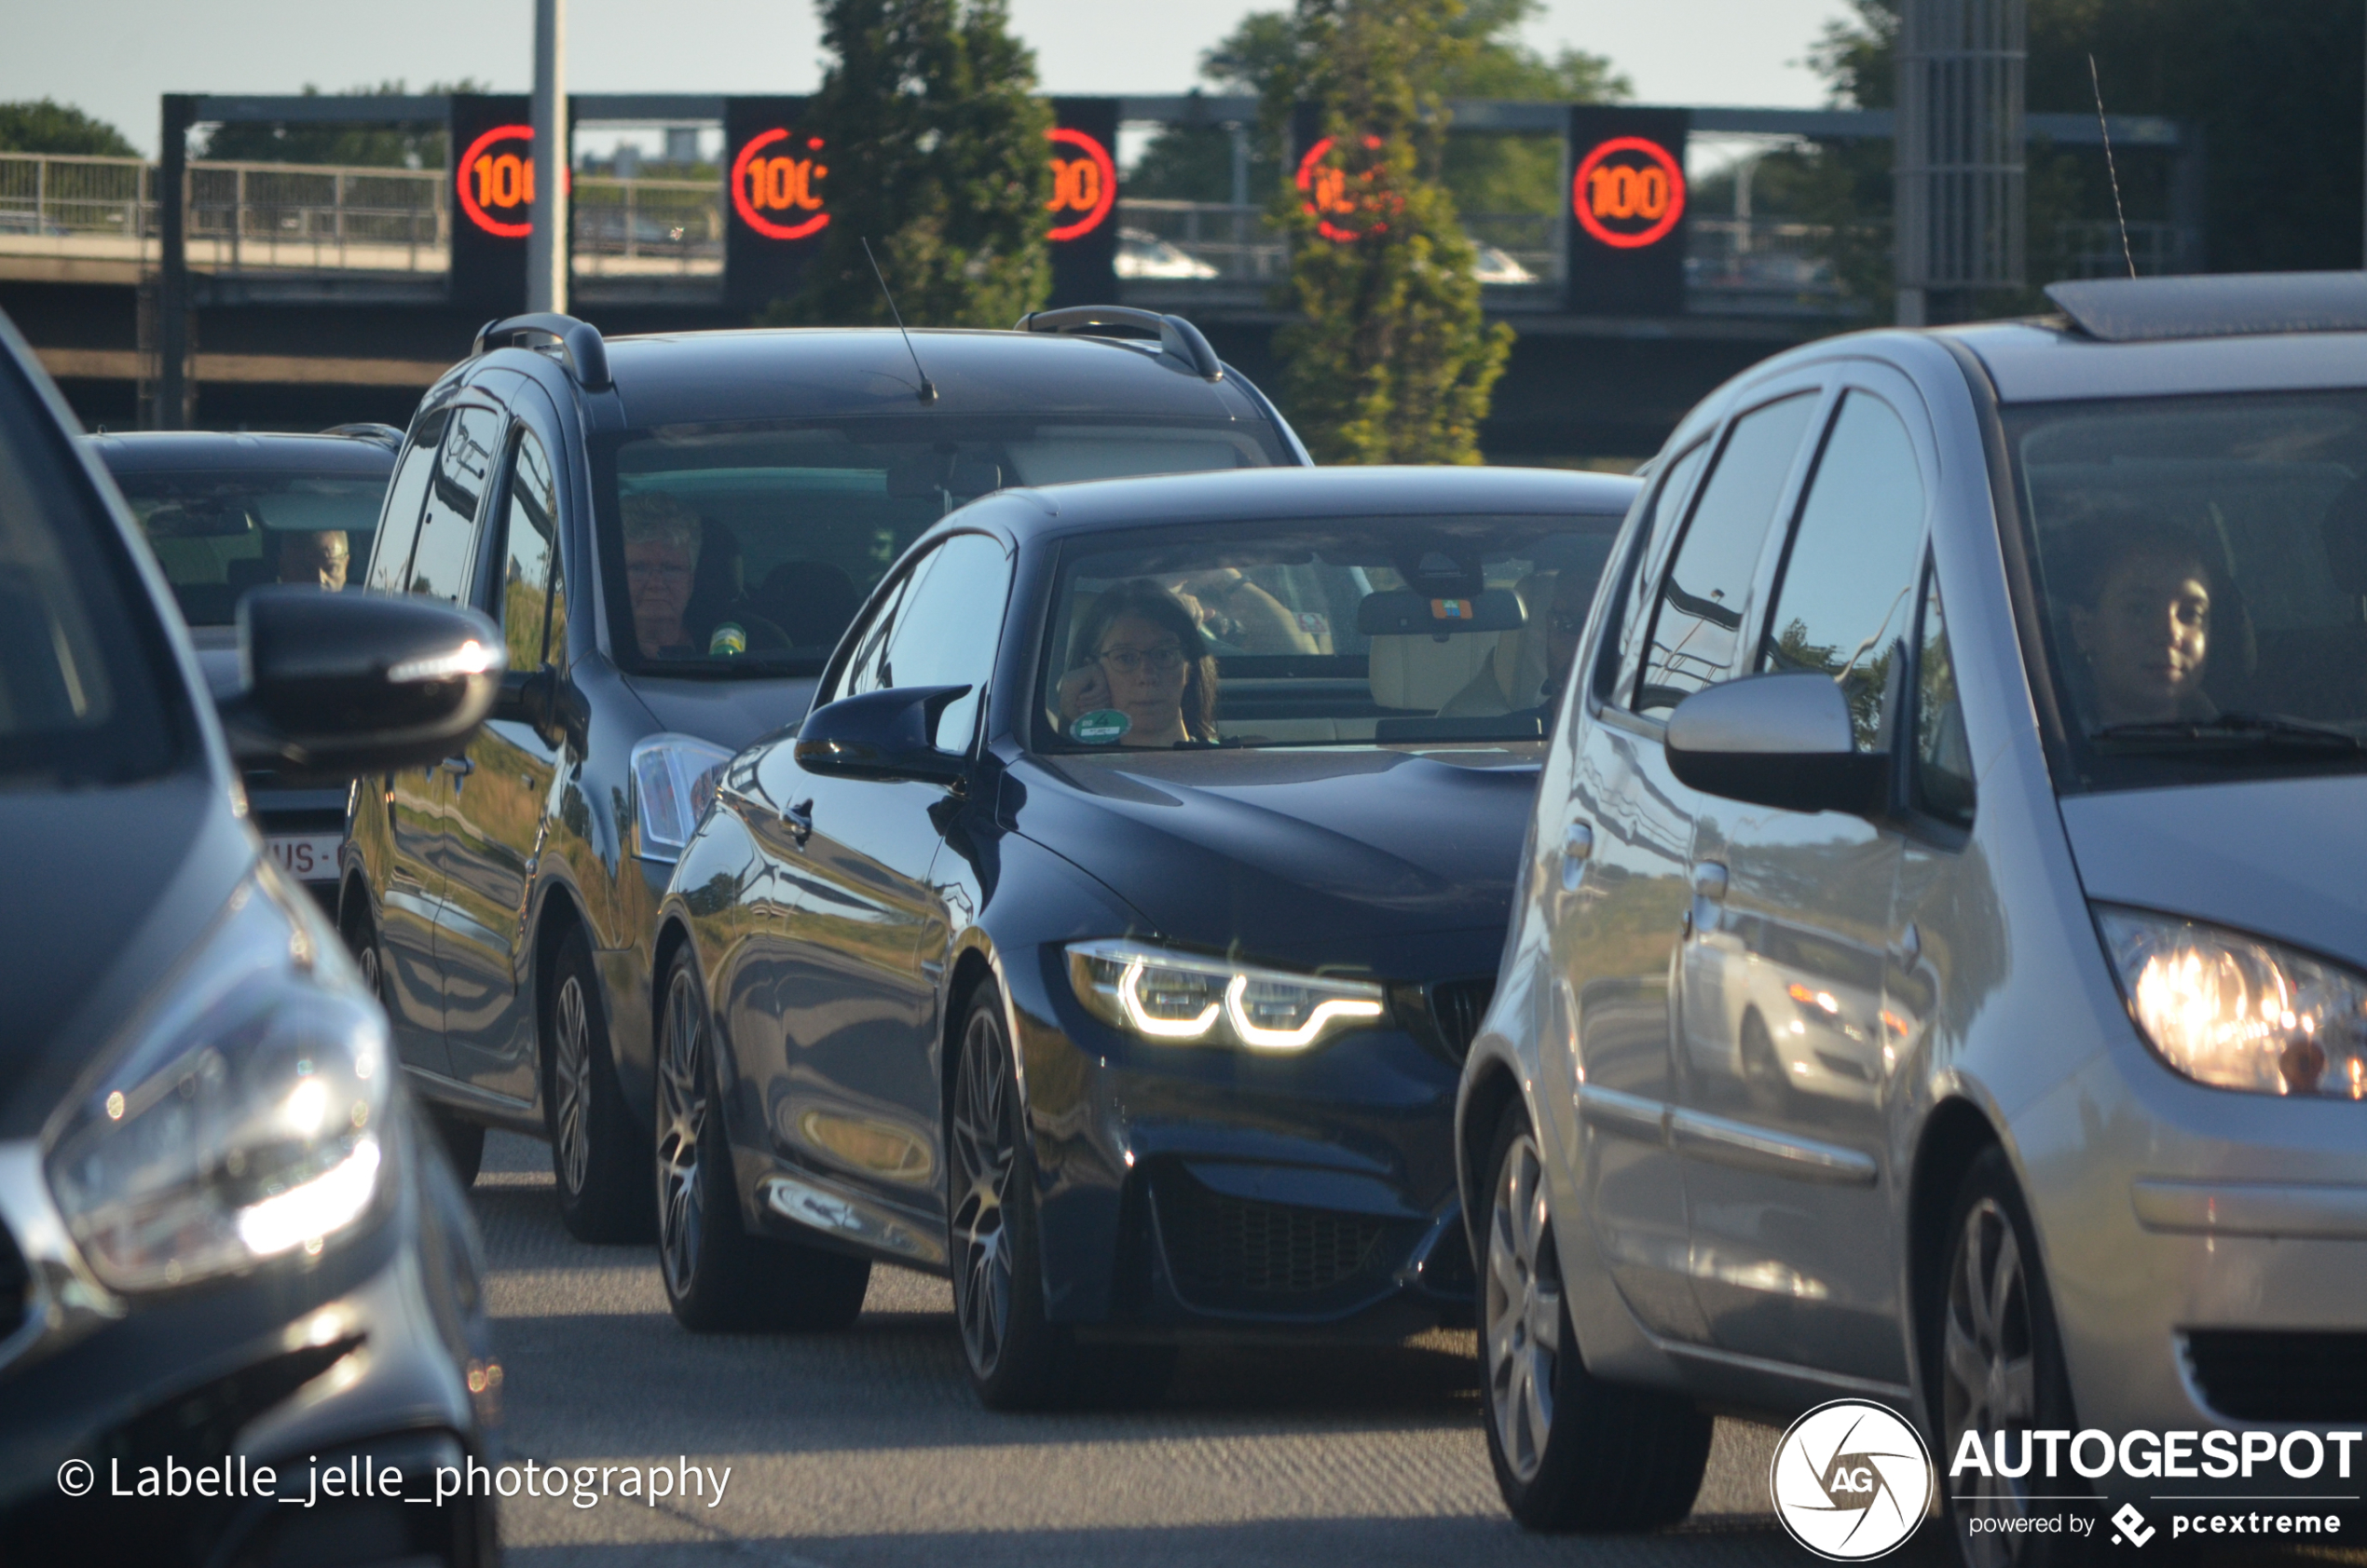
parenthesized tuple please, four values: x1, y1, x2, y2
(650, 464, 1638, 1407)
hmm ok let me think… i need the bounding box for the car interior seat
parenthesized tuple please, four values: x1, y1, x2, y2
(1367, 629, 1503, 715)
(1435, 572, 1555, 717)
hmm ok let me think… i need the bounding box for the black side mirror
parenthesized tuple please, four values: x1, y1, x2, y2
(218, 587, 503, 783)
(1664, 672, 1889, 817)
(794, 685, 973, 785)
(495, 664, 581, 750)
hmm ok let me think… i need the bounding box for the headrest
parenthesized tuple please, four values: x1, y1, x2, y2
(2321, 477, 2367, 594)
(1491, 571, 1557, 702)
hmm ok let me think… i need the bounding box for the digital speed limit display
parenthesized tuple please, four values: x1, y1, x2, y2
(1047, 99, 1119, 307)
(724, 97, 827, 309)
(1563, 106, 1690, 316)
(449, 93, 536, 311)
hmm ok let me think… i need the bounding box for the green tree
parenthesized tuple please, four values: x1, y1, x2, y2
(197, 81, 489, 170)
(768, 0, 1052, 329)
(1270, 0, 1514, 464)
(0, 101, 138, 157)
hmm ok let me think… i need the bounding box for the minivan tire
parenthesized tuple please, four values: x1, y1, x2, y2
(545, 925, 650, 1243)
(654, 951, 870, 1332)
(1479, 1101, 1712, 1531)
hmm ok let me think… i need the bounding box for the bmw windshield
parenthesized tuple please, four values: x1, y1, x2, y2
(597, 416, 1287, 678)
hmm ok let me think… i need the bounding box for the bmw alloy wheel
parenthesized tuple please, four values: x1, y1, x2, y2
(1486, 1127, 1560, 1485)
(655, 970, 707, 1300)
(950, 1006, 1016, 1377)
(1941, 1195, 2037, 1561)
(553, 975, 592, 1195)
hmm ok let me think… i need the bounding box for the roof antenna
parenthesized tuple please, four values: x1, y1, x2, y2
(862, 237, 937, 404)
(2088, 54, 2139, 280)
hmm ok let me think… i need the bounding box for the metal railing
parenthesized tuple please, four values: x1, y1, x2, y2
(0, 151, 153, 240)
(570, 175, 721, 276)
(190, 160, 445, 272)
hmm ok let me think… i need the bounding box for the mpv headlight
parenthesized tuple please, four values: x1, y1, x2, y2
(632, 733, 733, 861)
(45, 879, 391, 1292)
(1065, 940, 1385, 1052)
(2095, 905, 2367, 1098)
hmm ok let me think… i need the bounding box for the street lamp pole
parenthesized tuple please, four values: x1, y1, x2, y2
(528, 0, 568, 314)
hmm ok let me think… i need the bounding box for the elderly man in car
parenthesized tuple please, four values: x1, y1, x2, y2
(622, 493, 705, 659)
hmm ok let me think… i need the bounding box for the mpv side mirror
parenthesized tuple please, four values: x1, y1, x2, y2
(794, 685, 973, 785)
(1664, 673, 1888, 817)
(496, 665, 585, 751)
(218, 586, 503, 782)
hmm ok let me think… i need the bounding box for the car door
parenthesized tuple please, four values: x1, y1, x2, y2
(755, 531, 1012, 1211)
(1673, 375, 1934, 1384)
(372, 403, 501, 1074)
(438, 399, 570, 1103)
(1561, 385, 1823, 1342)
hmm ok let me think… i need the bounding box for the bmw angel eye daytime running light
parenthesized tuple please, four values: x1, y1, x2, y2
(2095, 905, 2367, 1098)
(1065, 941, 1387, 1052)
(632, 733, 735, 860)
(44, 879, 393, 1293)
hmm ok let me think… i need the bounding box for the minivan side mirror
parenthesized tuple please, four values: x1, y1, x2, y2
(1664, 673, 1889, 817)
(218, 587, 503, 782)
(793, 685, 973, 785)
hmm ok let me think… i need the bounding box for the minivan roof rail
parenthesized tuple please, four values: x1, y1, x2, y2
(473, 312, 612, 391)
(2045, 272, 2367, 344)
(1016, 306, 1224, 382)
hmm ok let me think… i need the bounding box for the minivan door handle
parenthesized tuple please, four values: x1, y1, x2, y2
(1690, 861, 1728, 901)
(781, 798, 814, 848)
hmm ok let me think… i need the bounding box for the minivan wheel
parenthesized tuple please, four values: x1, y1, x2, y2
(544, 927, 650, 1242)
(950, 981, 1086, 1411)
(1931, 1148, 2087, 1567)
(653, 953, 869, 1332)
(1479, 1102, 1711, 1531)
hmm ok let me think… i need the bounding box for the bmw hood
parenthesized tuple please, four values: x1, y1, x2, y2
(1010, 745, 1542, 976)
(2059, 774, 2367, 967)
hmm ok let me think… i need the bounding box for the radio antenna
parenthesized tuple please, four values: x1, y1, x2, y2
(862, 237, 937, 404)
(2088, 54, 2138, 280)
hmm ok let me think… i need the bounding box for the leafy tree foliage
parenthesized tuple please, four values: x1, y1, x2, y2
(197, 82, 487, 170)
(0, 100, 138, 157)
(768, 0, 1052, 328)
(1269, 0, 1513, 464)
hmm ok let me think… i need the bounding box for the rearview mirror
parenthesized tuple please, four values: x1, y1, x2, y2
(218, 587, 503, 782)
(1664, 673, 1888, 817)
(794, 684, 973, 785)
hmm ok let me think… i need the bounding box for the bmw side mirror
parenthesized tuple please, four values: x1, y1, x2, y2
(217, 586, 503, 783)
(1664, 673, 1889, 817)
(794, 685, 973, 786)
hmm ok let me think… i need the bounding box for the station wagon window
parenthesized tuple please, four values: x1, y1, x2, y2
(1634, 391, 1818, 716)
(405, 405, 500, 604)
(1758, 390, 1928, 749)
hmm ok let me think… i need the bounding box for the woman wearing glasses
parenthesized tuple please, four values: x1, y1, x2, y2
(1055, 580, 1220, 747)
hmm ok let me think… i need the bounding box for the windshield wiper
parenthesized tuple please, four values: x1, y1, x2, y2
(2088, 712, 2367, 757)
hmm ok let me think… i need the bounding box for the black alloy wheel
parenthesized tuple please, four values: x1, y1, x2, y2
(544, 926, 650, 1242)
(653, 951, 869, 1331)
(1479, 1101, 1712, 1530)
(1931, 1148, 2087, 1568)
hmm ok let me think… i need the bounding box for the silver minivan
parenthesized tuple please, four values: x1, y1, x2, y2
(1457, 273, 2367, 1561)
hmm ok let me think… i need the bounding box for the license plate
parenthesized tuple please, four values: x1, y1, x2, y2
(267, 833, 341, 882)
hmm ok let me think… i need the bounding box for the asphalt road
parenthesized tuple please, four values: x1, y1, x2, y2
(469, 1131, 2338, 1568)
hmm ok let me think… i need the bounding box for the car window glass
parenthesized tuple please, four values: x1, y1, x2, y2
(829, 571, 910, 706)
(364, 422, 437, 593)
(1604, 440, 1709, 706)
(497, 426, 560, 675)
(405, 405, 499, 604)
(1758, 391, 1929, 749)
(878, 534, 1012, 753)
(1916, 563, 1976, 825)
(1635, 391, 1818, 715)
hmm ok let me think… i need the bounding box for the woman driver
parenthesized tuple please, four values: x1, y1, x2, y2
(2062, 523, 2219, 727)
(1056, 580, 1219, 747)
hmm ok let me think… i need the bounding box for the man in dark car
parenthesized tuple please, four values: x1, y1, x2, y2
(277, 527, 353, 591)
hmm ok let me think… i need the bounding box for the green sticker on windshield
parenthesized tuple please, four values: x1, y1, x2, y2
(1073, 708, 1131, 744)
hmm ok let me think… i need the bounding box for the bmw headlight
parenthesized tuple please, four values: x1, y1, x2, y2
(632, 732, 733, 861)
(2095, 905, 2367, 1098)
(44, 878, 391, 1292)
(1065, 940, 1386, 1052)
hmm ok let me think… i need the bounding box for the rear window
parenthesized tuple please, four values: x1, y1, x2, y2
(595, 416, 1284, 677)
(111, 468, 386, 626)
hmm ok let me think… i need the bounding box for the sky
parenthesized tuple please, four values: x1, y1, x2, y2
(3, 0, 1855, 158)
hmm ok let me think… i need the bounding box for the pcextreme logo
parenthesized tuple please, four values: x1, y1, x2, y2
(1770, 1399, 1936, 1561)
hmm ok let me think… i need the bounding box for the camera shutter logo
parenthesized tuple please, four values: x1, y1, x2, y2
(1770, 1398, 1935, 1561)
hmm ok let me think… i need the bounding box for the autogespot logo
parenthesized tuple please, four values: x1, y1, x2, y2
(1771, 1399, 1936, 1561)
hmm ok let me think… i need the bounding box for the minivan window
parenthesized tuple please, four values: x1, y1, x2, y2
(405, 406, 500, 604)
(1759, 391, 1927, 748)
(1634, 391, 1818, 716)
(496, 427, 562, 676)
(595, 416, 1286, 678)
(2005, 390, 2367, 792)
(365, 422, 439, 593)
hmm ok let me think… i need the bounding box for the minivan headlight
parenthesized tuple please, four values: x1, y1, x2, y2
(632, 733, 733, 861)
(45, 879, 391, 1292)
(2095, 905, 2367, 1098)
(1065, 940, 1386, 1052)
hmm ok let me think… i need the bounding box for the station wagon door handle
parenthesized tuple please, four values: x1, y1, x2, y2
(781, 798, 814, 848)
